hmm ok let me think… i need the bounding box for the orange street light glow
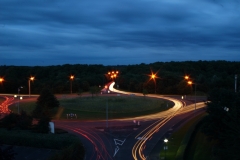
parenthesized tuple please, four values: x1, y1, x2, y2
(188, 81, 193, 85)
(30, 76, 35, 81)
(0, 78, 4, 82)
(70, 75, 74, 80)
(151, 74, 156, 79)
(185, 76, 189, 80)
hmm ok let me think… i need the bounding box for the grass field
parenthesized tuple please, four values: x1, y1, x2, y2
(159, 113, 208, 160)
(8, 96, 174, 120)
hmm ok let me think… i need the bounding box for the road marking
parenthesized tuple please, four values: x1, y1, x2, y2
(114, 139, 126, 146)
(113, 146, 119, 157)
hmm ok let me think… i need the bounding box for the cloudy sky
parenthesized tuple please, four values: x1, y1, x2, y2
(0, 0, 239, 66)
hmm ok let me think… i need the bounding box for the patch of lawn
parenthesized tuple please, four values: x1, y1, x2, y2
(159, 113, 207, 160)
(9, 101, 35, 115)
(184, 121, 216, 160)
(59, 96, 173, 120)
(9, 96, 174, 120)
(0, 128, 80, 150)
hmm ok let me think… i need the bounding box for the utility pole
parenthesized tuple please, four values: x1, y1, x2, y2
(235, 74, 237, 92)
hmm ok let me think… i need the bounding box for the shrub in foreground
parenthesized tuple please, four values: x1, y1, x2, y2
(48, 141, 85, 160)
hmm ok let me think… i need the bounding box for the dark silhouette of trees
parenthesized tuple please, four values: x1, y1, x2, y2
(0, 61, 239, 95)
(201, 88, 240, 159)
(32, 88, 60, 120)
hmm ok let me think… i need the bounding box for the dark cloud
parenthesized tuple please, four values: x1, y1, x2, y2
(0, 0, 240, 66)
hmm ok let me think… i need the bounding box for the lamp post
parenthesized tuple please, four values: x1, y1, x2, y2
(188, 81, 197, 114)
(164, 138, 168, 159)
(70, 75, 74, 94)
(149, 70, 159, 94)
(151, 74, 157, 94)
(108, 71, 118, 82)
(28, 76, 35, 97)
(17, 86, 23, 114)
(235, 74, 237, 92)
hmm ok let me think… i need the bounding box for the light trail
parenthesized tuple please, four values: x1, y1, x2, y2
(0, 96, 15, 114)
(55, 124, 113, 160)
(109, 82, 206, 160)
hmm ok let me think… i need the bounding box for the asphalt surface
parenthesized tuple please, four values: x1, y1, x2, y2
(0, 91, 207, 160)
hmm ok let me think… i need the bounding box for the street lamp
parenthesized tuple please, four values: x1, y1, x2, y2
(0, 77, 4, 83)
(28, 76, 35, 97)
(164, 138, 168, 159)
(149, 70, 159, 94)
(151, 74, 157, 94)
(108, 71, 118, 81)
(184, 75, 189, 80)
(187, 80, 197, 114)
(235, 74, 237, 92)
(70, 75, 74, 94)
(17, 86, 23, 114)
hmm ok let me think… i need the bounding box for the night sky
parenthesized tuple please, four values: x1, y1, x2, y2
(0, 0, 240, 66)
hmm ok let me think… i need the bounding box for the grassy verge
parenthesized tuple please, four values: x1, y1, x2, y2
(159, 112, 207, 160)
(184, 119, 217, 160)
(9, 96, 174, 120)
(0, 128, 80, 150)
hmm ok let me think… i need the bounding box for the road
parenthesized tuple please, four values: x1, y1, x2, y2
(53, 82, 206, 160)
(0, 82, 207, 160)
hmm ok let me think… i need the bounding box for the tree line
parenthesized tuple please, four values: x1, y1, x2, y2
(0, 60, 239, 95)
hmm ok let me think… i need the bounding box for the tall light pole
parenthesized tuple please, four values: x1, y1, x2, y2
(70, 75, 74, 94)
(28, 76, 35, 97)
(151, 74, 157, 94)
(235, 74, 237, 92)
(188, 80, 197, 114)
(17, 86, 23, 114)
(149, 70, 159, 94)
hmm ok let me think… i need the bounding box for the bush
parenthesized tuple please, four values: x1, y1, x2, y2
(16, 111, 33, 130)
(0, 111, 33, 130)
(49, 141, 85, 160)
(0, 113, 18, 130)
(34, 116, 51, 133)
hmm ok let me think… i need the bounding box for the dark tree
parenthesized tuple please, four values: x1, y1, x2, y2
(34, 116, 51, 133)
(201, 88, 240, 159)
(16, 110, 33, 130)
(32, 88, 60, 120)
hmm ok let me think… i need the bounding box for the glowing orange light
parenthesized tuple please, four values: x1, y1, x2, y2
(70, 75, 74, 80)
(0, 78, 4, 83)
(185, 76, 189, 80)
(151, 74, 156, 79)
(30, 76, 35, 81)
(188, 81, 193, 85)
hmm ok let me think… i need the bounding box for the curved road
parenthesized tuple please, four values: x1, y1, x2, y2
(0, 83, 206, 160)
